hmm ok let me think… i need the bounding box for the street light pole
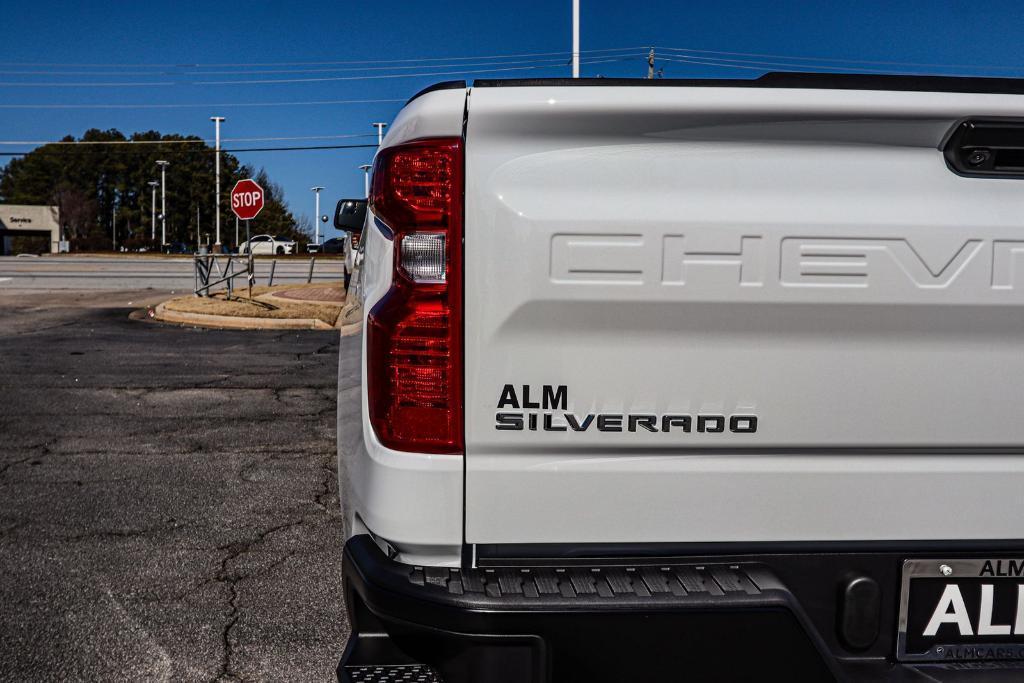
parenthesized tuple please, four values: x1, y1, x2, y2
(359, 164, 372, 198)
(148, 181, 159, 242)
(210, 116, 225, 249)
(310, 186, 324, 245)
(372, 122, 387, 145)
(156, 160, 170, 248)
(572, 0, 580, 78)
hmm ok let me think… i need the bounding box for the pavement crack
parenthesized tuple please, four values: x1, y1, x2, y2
(211, 518, 305, 682)
(0, 440, 55, 483)
(10, 320, 78, 336)
(60, 520, 184, 541)
(313, 453, 337, 515)
(216, 581, 241, 682)
(0, 455, 36, 481)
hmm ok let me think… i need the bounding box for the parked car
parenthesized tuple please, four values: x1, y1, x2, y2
(239, 234, 295, 255)
(320, 237, 345, 255)
(165, 242, 193, 255)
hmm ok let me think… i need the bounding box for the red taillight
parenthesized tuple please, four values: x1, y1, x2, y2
(367, 138, 463, 454)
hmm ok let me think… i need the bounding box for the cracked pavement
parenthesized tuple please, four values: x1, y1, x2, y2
(0, 290, 347, 681)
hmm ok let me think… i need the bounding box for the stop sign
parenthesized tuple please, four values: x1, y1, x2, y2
(230, 179, 265, 220)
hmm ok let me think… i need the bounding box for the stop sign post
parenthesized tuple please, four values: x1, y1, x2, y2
(231, 179, 265, 298)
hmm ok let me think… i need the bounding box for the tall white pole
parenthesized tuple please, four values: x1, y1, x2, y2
(161, 164, 166, 246)
(310, 186, 324, 245)
(572, 0, 580, 78)
(156, 160, 169, 248)
(372, 122, 387, 145)
(149, 181, 158, 241)
(359, 164, 372, 197)
(211, 116, 225, 248)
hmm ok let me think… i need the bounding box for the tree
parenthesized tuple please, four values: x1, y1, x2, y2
(50, 183, 95, 241)
(0, 129, 300, 251)
(294, 214, 315, 242)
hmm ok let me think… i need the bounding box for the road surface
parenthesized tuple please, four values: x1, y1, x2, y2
(0, 255, 344, 291)
(0, 289, 348, 681)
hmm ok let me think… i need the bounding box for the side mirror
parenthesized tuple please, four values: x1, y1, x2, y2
(334, 199, 367, 234)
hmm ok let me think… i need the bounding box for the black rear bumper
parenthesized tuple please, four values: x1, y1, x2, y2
(339, 535, 1024, 682)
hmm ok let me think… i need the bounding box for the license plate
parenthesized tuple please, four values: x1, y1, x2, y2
(898, 559, 1024, 662)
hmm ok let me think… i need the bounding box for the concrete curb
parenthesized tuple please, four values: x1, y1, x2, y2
(153, 301, 335, 331)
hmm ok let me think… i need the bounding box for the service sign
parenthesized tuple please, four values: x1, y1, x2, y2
(230, 179, 264, 221)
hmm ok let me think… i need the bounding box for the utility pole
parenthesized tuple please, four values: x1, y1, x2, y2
(359, 164, 372, 197)
(210, 116, 225, 250)
(156, 160, 170, 249)
(647, 48, 655, 79)
(310, 186, 324, 245)
(112, 204, 117, 252)
(148, 181, 159, 242)
(572, 0, 580, 78)
(372, 122, 387, 145)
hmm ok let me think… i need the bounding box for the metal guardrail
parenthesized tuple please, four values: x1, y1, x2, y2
(194, 254, 253, 298)
(193, 254, 321, 298)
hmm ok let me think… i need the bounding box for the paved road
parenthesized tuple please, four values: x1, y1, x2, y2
(0, 255, 344, 291)
(0, 289, 348, 681)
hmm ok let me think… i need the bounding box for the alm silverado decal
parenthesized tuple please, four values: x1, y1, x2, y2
(494, 384, 757, 434)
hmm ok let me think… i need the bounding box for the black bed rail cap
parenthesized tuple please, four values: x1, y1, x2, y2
(471, 72, 1024, 95)
(407, 80, 467, 106)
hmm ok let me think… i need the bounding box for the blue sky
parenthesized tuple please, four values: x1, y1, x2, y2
(4, 1, 1024, 228)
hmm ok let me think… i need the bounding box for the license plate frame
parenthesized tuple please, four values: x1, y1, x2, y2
(898, 558, 1024, 662)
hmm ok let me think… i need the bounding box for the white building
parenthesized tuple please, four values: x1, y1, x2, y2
(0, 205, 60, 255)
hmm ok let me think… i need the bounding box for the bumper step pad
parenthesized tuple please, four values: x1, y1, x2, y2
(343, 664, 443, 683)
(409, 562, 762, 602)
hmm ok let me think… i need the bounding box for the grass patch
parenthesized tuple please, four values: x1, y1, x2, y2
(164, 289, 342, 325)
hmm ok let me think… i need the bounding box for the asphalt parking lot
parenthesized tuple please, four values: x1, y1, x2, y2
(0, 289, 347, 681)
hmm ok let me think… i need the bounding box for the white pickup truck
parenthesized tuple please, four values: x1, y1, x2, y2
(335, 74, 1024, 682)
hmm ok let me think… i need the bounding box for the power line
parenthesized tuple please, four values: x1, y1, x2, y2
(0, 98, 406, 110)
(6, 43, 1024, 74)
(0, 56, 641, 87)
(198, 56, 638, 85)
(0, 133, 378, 145)
(657, 54, 1024, 76)
(0, 143, 380, 157)
(654, 45, 1024, 72)
(0, 52, 640, 77)
(225, 143, 379, 152)
(0, 46, 648, 69)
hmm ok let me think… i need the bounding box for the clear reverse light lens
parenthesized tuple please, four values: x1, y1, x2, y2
(400, 232, 446, 283)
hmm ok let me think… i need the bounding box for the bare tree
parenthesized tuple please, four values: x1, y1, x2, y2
(50, 184, 96, 240)
(295, 213, 315, 241)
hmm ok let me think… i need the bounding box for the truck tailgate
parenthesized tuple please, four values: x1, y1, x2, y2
(463, 82, 1024, 546)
